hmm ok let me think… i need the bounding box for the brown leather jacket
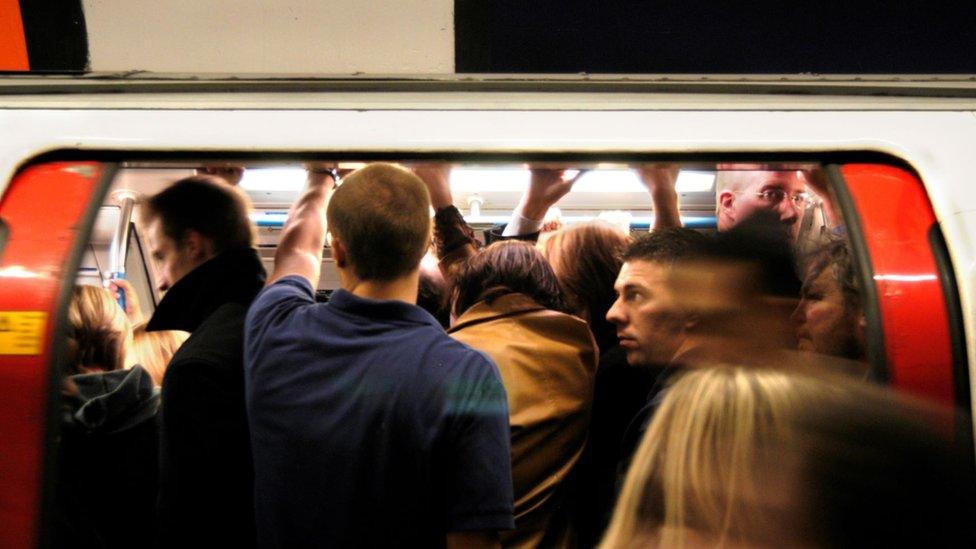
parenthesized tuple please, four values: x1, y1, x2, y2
(449, 293, 598, 548)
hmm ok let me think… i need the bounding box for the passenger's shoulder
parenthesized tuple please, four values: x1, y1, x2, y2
(252, 275, 314, 308)
(426, 331, 501, 375)
(161, 355, 228, 395)
(533, 307, 590, 328)
(164, 349, 222, 374)
(247, 275, 315, 326)
(201, 302, 248, 330)
(530, 308, 598, 345)
(427, 328, 486, 357)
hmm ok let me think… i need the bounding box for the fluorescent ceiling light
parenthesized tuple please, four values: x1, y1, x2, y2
(450, 168, 530, 193)
(675, 171, 716, 192)
(249, 213, 714, 228)
(239, 167, 715, 194)
(574, 170, 643, 192)
(239, 168, 307, 192)
(451, 168, 714, 193)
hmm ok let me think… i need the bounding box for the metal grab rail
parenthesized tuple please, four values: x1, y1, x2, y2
(106, 191, 138, 307)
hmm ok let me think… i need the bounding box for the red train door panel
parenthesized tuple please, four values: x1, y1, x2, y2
(0, 162, 110, 549)
(836, 164, 960, 407)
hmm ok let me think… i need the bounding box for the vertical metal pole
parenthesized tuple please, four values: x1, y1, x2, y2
(107, 193, 136, 276)
(107, 191, 138, 309)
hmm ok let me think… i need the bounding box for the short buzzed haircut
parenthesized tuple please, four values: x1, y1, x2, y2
(714, 170, 750, 195)
(326, 163, 431, 281)
(714, 171, 761, 215)
(622, 228, 709, 266)
(143, 175, 255, 253)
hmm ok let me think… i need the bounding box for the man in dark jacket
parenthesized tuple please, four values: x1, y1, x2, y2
(142, 176, 265, 548)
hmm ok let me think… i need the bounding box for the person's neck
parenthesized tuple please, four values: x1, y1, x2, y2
(669, 334, 711, 365)
(343, 272, 419, 304)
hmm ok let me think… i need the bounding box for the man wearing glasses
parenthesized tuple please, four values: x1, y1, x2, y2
(715, 169, 815, 240)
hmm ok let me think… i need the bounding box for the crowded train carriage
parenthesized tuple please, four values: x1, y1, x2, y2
(0, 78, 975, 547)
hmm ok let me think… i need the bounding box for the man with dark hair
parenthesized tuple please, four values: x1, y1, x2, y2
(245, 163, 514, 548)
(606, 228, 711, 489)
(609, 216, 801, 372)
(141, 175, 264, 548)
(610, 217, 806, 469)
(607, 228, 710, 370)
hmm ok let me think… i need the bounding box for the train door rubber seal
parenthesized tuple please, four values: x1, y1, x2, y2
(927, 224, 972, 409)
(824, 164, 889, 383)
(0, 218, 8, 265)
(927, 223, 975, 469)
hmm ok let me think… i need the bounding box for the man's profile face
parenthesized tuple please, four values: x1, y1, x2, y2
(606, 259, 688, 367)
(146, 217, 207, 293)
(720, 171, 809, 239)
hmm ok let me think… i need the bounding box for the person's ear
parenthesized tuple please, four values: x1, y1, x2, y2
(719, 190, 736, 215)
(330, 234, 347, 269)
(181, 230, 215, 262)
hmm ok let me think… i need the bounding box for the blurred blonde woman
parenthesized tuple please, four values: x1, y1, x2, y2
(57, 285, 160, 548)
(108, 278, 188, 386)
(599, 367, 810, 548)
(65, 284, 134, 374)
(131, 322, 188, 386)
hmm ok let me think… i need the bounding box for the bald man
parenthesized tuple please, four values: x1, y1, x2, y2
(715, 170, 813, 240)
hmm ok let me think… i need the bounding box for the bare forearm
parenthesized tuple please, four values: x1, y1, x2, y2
(270, 173, 335, 284)
(651, 188, 682, 230)
(280, 184, 330, 254)
(639, 165, 682, 231)
(515, 195, 550, 223)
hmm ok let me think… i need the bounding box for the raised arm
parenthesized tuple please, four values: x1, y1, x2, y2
(108, 278, 146, 324)
(499, 168, 583, 238)
(269, 165, 338, 287)
(804, 167, 844, 230)
(413, 164, 481, 283)
(638, 164, 682, 231)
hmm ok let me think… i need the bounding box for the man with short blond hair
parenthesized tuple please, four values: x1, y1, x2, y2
(245, 163, 514, 548)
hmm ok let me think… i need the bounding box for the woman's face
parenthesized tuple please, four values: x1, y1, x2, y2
(791, 267, 863, 359)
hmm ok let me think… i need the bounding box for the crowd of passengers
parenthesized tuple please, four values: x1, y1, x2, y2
(55, 163, 974, 548)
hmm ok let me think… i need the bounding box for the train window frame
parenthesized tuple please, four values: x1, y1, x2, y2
(4, 149, 969, 546)
(29, 149, 968, 398)
(38, 150, 958, 383)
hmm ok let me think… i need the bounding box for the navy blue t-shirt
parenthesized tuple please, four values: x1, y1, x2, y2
(245, 276, 514, 548)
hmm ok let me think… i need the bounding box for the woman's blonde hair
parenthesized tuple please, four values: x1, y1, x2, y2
(600, 367, 817, 548)
(131, 323, 188, 387)
(65, 285, 133, 375)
